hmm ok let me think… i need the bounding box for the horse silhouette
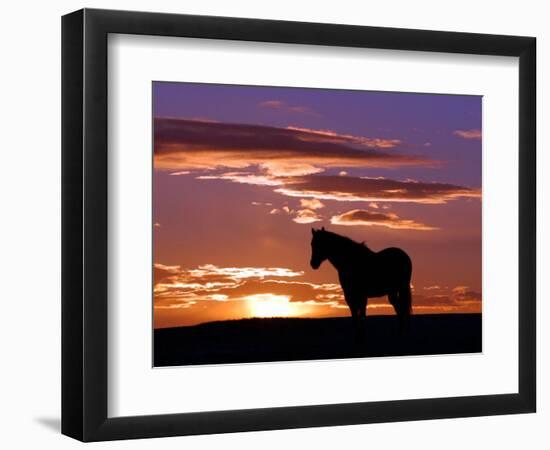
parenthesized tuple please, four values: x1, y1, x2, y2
(310, 227, 412, 337)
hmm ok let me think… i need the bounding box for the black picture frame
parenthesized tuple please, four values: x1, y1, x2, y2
(62, 8, 536, 442)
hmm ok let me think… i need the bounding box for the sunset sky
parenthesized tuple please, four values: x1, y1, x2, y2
(153, 82, 482, 329)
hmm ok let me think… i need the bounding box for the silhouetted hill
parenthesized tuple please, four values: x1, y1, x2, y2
(154, 314, 481, 367)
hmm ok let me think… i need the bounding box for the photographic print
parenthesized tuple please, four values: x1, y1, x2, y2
(152, 82, 482, 367)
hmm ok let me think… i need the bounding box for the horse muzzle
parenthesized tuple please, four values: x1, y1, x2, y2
(310, 259, 321, 270)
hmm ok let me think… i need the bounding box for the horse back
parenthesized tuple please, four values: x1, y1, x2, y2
(376, 247, 412, 279)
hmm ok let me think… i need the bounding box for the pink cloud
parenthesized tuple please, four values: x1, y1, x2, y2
(453, 129, 482, 139)
(330, 209, 437, 231)
(260, 100, 318, 115)
(286, 126, 402, 149)
(292, 209, 322, 224)
(299, 198, 324, 210)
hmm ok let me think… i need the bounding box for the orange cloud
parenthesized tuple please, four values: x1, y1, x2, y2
(196, 170, 478, 206)
(367, 285, 481, 314)
(197, 172, 282, 186)
(275, 175, 480, 204)
(154, 263, 344, 311)
(264, 202, 323, 224)
(423, 285, 442, 290)
(293, 209, 322, 224)
(453, 129, 482, 139)
(451, 286, 482, 302)
(330, 209, 437, 231)
(154, 262, 482, 324)
(299, 198, 324, 210)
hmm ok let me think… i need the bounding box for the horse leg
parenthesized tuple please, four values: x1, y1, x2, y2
(349, 297, 366, 348)
(346, 297, 365, 348)
(390, 288, 411, 334)
(353, 301, 363, 347)
(357, 298, 368, 347)
(398, 285, 412, 334)
(342, 285, 359, 337)
(388, 291, 399, 315)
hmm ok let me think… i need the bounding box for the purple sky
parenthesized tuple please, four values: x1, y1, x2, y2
(154, 82, 482, 186)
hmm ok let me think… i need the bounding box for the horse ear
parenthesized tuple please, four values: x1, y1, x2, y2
(311, 227, 316, 235)
(321, 226, 325, 231)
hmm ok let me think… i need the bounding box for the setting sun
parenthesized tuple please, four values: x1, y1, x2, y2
(245, 294, 299, 318)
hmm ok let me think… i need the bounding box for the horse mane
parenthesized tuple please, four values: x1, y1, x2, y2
(322, 230, 372, 254)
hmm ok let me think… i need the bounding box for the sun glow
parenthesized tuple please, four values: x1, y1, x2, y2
(245, 294, 300, 318)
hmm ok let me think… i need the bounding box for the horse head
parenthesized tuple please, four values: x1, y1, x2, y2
(310, 227, 328, 269)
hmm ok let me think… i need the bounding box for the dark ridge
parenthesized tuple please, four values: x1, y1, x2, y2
(154, 314, 481, 367)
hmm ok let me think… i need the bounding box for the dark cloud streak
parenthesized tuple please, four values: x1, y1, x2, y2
(277, 175, 480, 204)
(154, 118, 436, 171)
